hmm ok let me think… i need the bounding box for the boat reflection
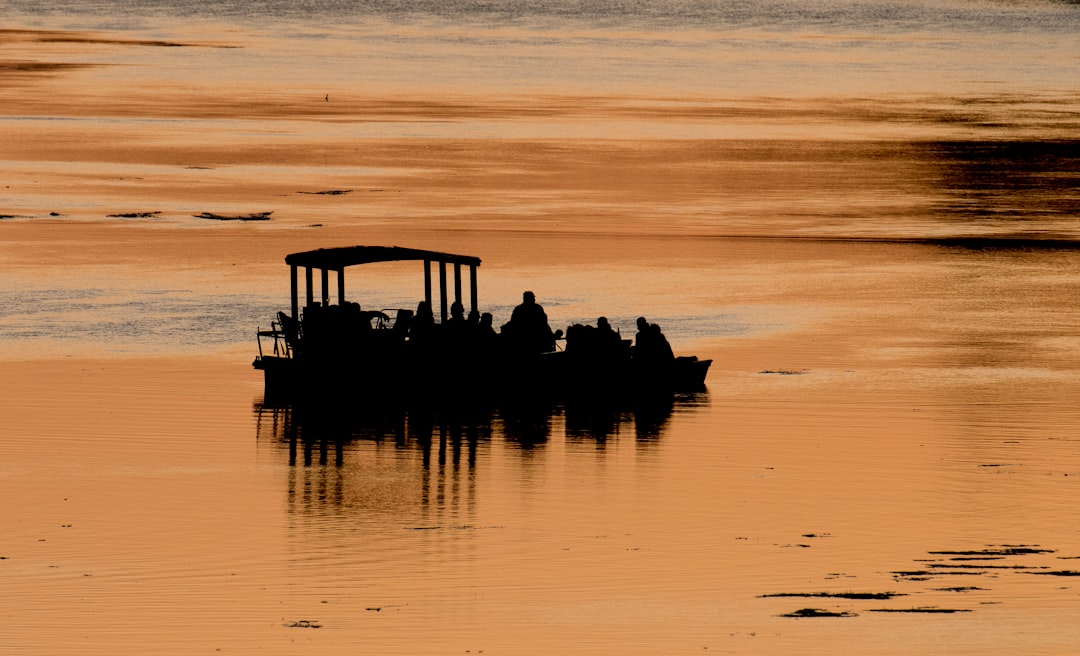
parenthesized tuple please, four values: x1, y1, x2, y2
(255, 393, 709, 468)
(254, 394, 708, 517)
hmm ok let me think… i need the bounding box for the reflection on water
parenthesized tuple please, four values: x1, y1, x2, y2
(255, 392, 707, 476)
(254, 394, 709, 559)
(923, 140, 1080, 236)
(2, 0, 1080, 651)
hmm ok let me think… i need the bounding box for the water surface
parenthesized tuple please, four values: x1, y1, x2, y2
(2, 1, 1079, 653)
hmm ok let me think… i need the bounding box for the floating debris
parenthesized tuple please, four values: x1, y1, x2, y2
(869, 607, 971, 614)
(780, 608, 857, 618)
(762, 591, 904, 600)
(893, 570, 985, 579)
(927, 563, 1044, 570)
(283, 619, 321, 628)
(298, 189, 352, 195)
(775, 543, 1066, 621)
(107, 211, 162, 218)
(759, 369, 807, 375)
(1024, 570, 1080, 577)
(194, 211, 272, 221)
(929, 547, 1055, 557)
(403, 524, 501, 531)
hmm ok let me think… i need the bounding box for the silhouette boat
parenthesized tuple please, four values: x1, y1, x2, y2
(253, 245, 711, 403)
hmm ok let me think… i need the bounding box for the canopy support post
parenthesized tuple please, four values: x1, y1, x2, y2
(290, 265, 299, 320)
(438, 261, 448, 322)
(469, 265, 478, 315)
(423, 260, 432, 310)
(453, 263, 462, 308)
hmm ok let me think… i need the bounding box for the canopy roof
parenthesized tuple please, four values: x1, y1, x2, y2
(285, 246, 481, 270)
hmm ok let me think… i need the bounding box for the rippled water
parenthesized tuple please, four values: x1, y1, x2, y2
(2, 1, 1080, 653)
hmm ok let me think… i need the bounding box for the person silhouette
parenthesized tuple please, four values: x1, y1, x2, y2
(444, 300, 468, 344)
(502, 291, 555, 354)
(634, 316, 653, 352)
(447, 301, 466, 324)
(634, 316, 674, 377)
(594, 316, 622, 358)
(410, 300, 435, 344)
(479, 312, 497, 339)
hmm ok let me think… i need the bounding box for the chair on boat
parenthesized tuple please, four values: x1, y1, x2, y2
(277, 311, 301, 354)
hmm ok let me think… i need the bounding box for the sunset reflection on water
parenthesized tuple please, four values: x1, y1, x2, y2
(2, 0, 1080, 653)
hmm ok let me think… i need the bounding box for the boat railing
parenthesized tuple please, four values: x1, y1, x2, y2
(256, 315, 291, 360)
(376, 309, 406, 330)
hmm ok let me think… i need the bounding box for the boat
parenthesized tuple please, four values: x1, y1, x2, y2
(253, 245, 711, 404)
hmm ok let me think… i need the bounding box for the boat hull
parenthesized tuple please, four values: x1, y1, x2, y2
(254, 351, 710, 407)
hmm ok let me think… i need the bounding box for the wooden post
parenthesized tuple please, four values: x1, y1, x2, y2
(454, 263, 462, 307)
(290, 265, 299, 320)
(337, 268, 345, 305)
(469, 265, 478, 315)
(438, 261, 448, 322)
(305, 267, 314, 308)
(423, 260, 432, 309)
(321, 268, 330, 307)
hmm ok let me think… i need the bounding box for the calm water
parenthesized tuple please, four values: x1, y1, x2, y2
(2, 1, 1080, 653)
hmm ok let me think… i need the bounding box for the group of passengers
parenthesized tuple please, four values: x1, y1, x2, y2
(405, 291, 557, 358)
(564, 311, 674, 371)
(300, 290, 674, 369)
(410, 290, 675, 369)
(297, 300, 385, 351)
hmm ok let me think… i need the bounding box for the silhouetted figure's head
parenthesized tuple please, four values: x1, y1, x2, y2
(597, 316, 611, 331)
(523, 291, 536, 304)
(450, 301, 464, 319)
(637, 316, 649, 331)
(416, 300, 434, 322)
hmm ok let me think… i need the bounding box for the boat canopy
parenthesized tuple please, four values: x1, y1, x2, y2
(283, 245, 482, 322)
(285, 245, 480, 270)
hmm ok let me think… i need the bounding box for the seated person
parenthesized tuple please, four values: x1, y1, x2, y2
(501, 291, 556, 354)
(634, 316, 675, 369)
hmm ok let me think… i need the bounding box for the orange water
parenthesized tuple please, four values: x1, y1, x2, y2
(2, 11, 1080, 655)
